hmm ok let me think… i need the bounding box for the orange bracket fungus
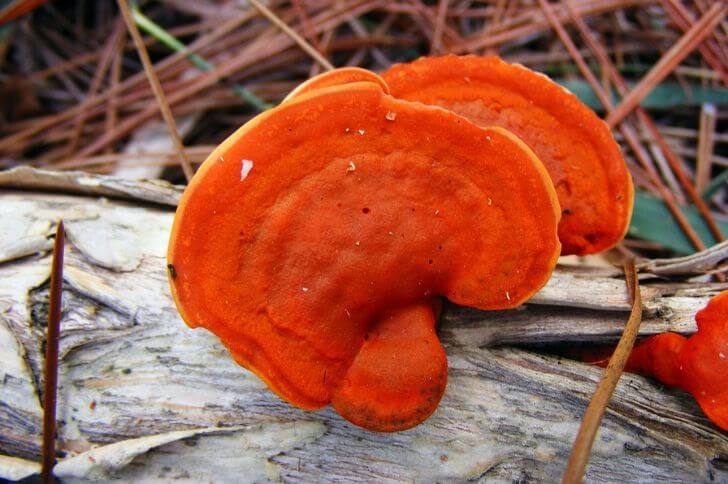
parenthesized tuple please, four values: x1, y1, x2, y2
(382, 55, 634, 255)
(168, 75, 562, 431)
(621, 290, 728, 431)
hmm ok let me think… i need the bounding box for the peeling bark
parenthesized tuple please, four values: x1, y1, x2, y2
(0, 170, 726, 482)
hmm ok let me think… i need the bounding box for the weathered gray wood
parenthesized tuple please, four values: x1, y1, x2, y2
(0, 184, 726, 482)
(0, 166, 183, 206)
(638, 240, 728, 276)
(0, 455, 40, 481)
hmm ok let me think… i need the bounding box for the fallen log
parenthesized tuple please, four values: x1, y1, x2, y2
(0, 169, 726, 482)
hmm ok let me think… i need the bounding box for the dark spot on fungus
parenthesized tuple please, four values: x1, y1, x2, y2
(362, 207, 370, 214)
(562, 208, 573, 216)
(167, 264, 177, 279)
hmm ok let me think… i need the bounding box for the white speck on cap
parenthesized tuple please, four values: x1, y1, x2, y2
(240, 159, 254, 181)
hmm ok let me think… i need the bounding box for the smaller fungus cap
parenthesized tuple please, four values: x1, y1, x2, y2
(382, 55, 634, 256)
(168, 78, 561, 431)
(625, 289, 728, 431)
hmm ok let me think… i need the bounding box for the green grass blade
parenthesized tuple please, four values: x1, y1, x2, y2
(130, 5, 272, 111)
(629, 190, 727, 255)
(557, 80, 728, 110)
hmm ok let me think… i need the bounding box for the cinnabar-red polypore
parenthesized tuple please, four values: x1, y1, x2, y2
(624, 290, 728, 431)
(168, 76, 561, 431)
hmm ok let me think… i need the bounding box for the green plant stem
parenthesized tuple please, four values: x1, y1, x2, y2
(130, 4, 272, 111)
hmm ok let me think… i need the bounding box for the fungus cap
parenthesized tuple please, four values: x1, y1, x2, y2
(382, 55, 634, 255)
(168, 80, 561, 431)
(625, 289, 728, 431)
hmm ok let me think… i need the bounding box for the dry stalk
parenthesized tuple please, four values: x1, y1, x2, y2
(562, 258, 642, 483)
(117, 0, 193, 181)
(248, 0, 334, 71)
(606, 2, 728, 126)
(41, 221, 65, 484)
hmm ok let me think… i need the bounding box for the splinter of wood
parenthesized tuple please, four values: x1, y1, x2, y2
(563, 258, 642, 483)
(41, 220, 65, 484)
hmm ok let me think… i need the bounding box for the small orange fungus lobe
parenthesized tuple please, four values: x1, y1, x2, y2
(332, 301, 448, 432)
(625, 290, 728, 431)
(168, 77, 561, 431)
(382, 55, 633, 255)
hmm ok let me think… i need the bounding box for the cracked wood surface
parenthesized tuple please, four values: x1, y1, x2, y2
(0, 171, 726, 482)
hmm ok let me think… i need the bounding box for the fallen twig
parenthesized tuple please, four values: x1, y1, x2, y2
(40, 220, 64, 484)
(562, 258, 642, 483)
